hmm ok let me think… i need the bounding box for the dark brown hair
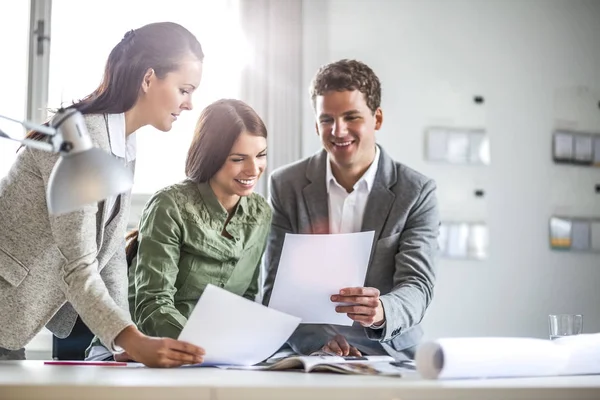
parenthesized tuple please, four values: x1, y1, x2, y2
(185, 98, 267, 183)
(125, 229, 140, 268)
(26, 21, 204, 143)
(309, 59, 381, 114)
(125, 99, 267, 266)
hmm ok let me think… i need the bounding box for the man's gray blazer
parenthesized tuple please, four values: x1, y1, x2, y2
(0, 114, 133, 352)
(262, 145, 440, 359)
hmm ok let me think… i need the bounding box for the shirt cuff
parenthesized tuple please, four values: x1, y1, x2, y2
(369, 320, 386, 330)
(85, 345, 115, 361)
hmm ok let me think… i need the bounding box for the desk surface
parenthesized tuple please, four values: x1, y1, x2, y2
(1, 361, 600, 400)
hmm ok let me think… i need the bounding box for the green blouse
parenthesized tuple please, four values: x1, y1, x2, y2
(130, 180, 272, 339)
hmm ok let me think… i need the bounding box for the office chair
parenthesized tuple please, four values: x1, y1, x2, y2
(51, 317, 94, 360)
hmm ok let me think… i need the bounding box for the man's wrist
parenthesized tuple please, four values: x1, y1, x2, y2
(369, 320, 386, 329)
(370, 299, 385, 327)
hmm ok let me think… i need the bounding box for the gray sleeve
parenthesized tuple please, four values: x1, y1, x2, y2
(85, 239, 131, 358)
(366, 179, 440, 342)
(35, 150, 133, 352)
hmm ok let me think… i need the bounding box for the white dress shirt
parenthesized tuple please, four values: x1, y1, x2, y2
(105, 113, 136, 224)
(326, 146, 386, 330)
(326, 146, 380, 234)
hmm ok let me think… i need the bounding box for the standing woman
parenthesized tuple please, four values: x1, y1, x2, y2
(0, 22, 205, 367)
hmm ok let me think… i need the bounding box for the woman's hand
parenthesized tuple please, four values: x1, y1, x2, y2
(113, 351, 131, 362)
(115, 326, 205, 368)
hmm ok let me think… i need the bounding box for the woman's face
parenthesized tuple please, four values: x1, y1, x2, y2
(210, 131, 267, 205)
(141, 57, 203, 132)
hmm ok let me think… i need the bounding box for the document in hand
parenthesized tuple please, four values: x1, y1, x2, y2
(268, 231, 375, 325)
(415, 333, 600, 379)
(225, 355, 406, 376)
(178, 284, 301, 366)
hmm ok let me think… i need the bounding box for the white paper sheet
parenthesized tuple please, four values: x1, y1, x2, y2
(268, 231, 375, 326)
(178, 284, 301, 366)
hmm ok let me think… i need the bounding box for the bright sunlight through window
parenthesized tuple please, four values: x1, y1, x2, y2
(48, 0, 249, 193)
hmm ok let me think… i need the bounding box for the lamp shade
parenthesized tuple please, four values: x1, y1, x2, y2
(47, 148, 133, 215)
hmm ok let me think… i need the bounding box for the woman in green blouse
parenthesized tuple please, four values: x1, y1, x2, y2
(86, 99, 271, 361)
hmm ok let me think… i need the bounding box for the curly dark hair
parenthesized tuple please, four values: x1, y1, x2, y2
(309, 59, 381, 114)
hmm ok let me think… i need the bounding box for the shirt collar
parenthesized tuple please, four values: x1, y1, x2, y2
(107, 113, 137, 162)
(196, 181, 248, 217)
(326, 145, 380, 193)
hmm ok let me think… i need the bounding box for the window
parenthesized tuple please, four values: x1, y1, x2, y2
(0, 2, 30, 179)
(48, 0, 248, 194)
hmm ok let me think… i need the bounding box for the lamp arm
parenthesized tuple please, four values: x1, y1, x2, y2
(0, 114, 57, 136)
(0, 113, 61, 153)
(0, 129, 57, 153)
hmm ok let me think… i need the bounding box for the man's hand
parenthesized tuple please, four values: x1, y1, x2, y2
(320, 334, 362, 356)
(331, 287, 385, 327)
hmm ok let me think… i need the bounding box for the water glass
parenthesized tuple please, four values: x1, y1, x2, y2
(548, 314, 583, 340)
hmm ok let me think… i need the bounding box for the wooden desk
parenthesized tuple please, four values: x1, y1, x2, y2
(1, 360, 600, 400)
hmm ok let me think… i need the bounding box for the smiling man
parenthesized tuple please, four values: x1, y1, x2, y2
(262, 59, 440, 360)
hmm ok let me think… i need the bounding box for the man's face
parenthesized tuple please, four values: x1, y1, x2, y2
(315, 90, 382, 172)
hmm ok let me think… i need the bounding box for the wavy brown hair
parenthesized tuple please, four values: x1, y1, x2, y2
(125, 229, 141, 268)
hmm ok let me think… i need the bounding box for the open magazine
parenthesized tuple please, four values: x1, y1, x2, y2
(415, 333, 600, 379)
(219, 354, 409, 376)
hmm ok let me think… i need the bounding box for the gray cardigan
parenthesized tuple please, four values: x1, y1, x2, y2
(0, 114, 133, 351)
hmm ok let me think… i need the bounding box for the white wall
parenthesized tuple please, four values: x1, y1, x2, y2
(302, 0, 600, 341)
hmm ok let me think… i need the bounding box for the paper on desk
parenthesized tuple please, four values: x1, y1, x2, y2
(415, 334, 600, 380)
(178, 284, 301, 366)
(268, 231, 374, 326)
(415, 337, 567, 379)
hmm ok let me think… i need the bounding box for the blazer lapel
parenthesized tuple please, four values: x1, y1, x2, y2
(95, 200, 108, 250)
(92, 115, 114, 251)
(361, 146, 397, 241)
(302, 151, 330, 234)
